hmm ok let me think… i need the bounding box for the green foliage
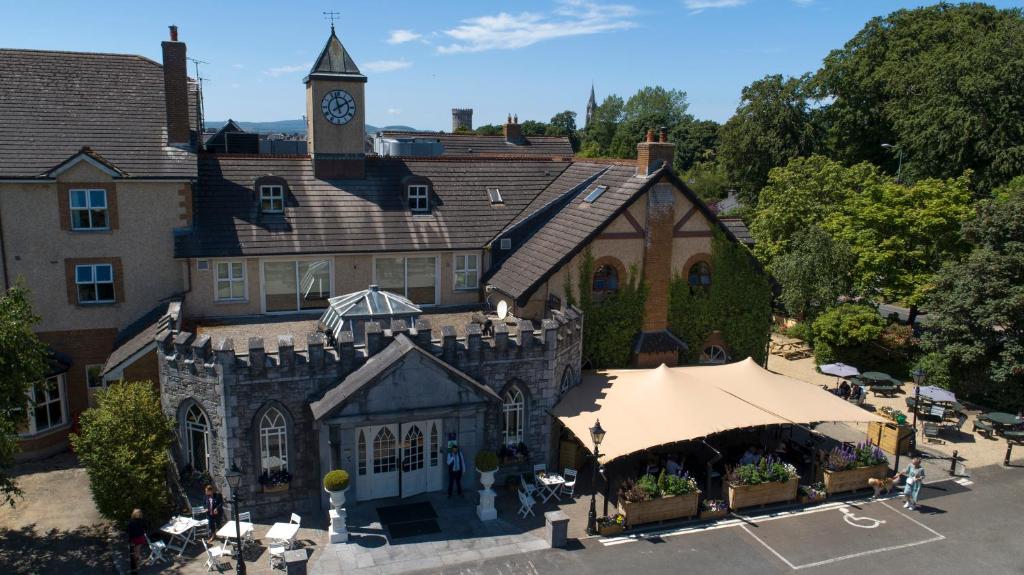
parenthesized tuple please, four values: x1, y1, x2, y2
(668, 233, 772, 365)
(662, 473, 698, 496)
(566, 248, 647, 368)
(812, 3, 1024, 194)
(474, 450, 498, 472)
(0, 283, 50, 507)
(474, 124, 502, 136)
(681, 160, 731, 204)
(579, 95, 624, 157)
(920, 192, 1024, 408)
(520, 120, 547, 137)
(718, 74, 821, 204)
(620, 472, 697, 502)
(546, 110, 580, 151)
(993, 176, 1024, 204)
(671, 119, 721, 172)
(782, 322, 814, 347)
(733, 459, 796, 486)
(323, 469, 351, 492)
(607, 87, 690, 159)
(810, 304, 886, 365)
(772, 226, 854, 320)
(70, 381, 175, 525)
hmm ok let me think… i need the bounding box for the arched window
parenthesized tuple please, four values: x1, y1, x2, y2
(688, 261, 712, 288)
(403, 425, 424, 472)
(503, 387, 525, 445)
(259, 407, 288, 475)
(357, 430, 367, 476)
(700, 345, 728, 365)
(559, 366, 575, 395)
(592, 265, 619, 297)
(373, 427, 397, 474)
(183, 403, 210, 472)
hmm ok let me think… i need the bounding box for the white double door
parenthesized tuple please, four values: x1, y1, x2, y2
(355, 419, 443, 501)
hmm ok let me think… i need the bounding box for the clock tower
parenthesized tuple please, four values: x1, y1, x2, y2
(305, 25, 367, 179)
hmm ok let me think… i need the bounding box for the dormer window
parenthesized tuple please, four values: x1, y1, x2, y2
(408, 184, 429, 213)
(260, 185, 284, 213)
(487, 187, 503, 205)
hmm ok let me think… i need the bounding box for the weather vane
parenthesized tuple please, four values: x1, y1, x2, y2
(323, 11, 341, 31)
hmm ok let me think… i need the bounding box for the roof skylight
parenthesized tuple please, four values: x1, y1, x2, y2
(583, 185, 608, 203)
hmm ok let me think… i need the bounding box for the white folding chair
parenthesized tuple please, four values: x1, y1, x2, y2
(520, 474, 537, 497)
(237, 511, 254, 548)
(202, 539, 231, 572)
(290, 512, 301, 525)
(268, 542, 288, 570)
(144, 533, 168, 565)
(561, 468, 578, 498)
(517, 489, 536, 518)
(192, 504, 208, 518)
(532, 463, 547, 487)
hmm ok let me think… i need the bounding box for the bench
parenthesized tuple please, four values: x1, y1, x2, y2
(923, 421, 943, 444)
(973, 419, 994, 438)
(871, 385, 898, 397)
(1004, 430, 1024, 444)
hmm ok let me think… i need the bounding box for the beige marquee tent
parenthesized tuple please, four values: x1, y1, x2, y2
(552, 358, 885, 462)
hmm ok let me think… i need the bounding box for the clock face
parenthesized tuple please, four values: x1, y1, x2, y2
(321, 90, 356, 125)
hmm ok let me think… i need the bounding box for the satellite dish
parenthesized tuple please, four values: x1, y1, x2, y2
(496, 300, 509, 320)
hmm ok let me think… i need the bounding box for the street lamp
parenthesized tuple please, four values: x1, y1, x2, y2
(224, 464, 247, 575)
(909, 368, 926, 454)
(586, 419, 606, 536)
(881, 143, 903, 183)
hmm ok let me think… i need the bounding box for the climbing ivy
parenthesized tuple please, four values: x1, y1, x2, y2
(668, 232, 772, 365)
(565, 248, 648, 368)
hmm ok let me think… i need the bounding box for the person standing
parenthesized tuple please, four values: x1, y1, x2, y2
(127, 508, 146, 573)
(897, 457, 925, 510)
(447, 445, 466, 497)
(204, 484, 224, 542)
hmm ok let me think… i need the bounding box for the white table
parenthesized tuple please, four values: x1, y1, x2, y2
(265, 522, 300, 549)
(159, 516, 202, 555)
(536, 474, 565, 503)
(216, 520, 255, 552)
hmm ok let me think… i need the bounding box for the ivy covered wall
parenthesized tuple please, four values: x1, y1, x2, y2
(668, 232, 772, 365)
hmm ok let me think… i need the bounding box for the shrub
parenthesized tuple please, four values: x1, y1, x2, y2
(619, 473, 698, 501)
(474, 451, 498, 472)
(812, 304, 886, 349)
(323, 469, 350, 492)
(70, 381, 175, 525)
(783, 322, 814, 346)
(732, 457, 797, 486)
(662, 473, 698, 496)
(824, 442, 887, 471)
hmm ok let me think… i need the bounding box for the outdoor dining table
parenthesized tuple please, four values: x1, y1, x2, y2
(265, 522, 300, 549)
(216, 520, 255, 551)
(861, 371, 894, 384)
(982, 412, 1023, 433)
(536, 473, 565, 503)
(159, 515, 202, 556)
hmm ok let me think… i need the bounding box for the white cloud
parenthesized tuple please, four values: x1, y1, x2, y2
(263, 63, 309, 77)
(684, 0, 748, 13)
(437, 0, 637, 54)
(387, 108, 402, 115)
(362, 59, 413, 73)
(388, 29, 422, 44)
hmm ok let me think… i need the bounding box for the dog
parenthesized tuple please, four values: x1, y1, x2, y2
(868, 476, 896, 498)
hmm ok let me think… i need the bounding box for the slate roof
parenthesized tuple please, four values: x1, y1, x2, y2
(0, 49, 197, 179)
(378, 131, 573, 158)
(306, 28, 364, 81)
(176, 155, 571, 257)
(485, 163, 656, 303)
(720, 217, 754, 245)
(102, 300, 181, 376)
(500, 161, 620, 235)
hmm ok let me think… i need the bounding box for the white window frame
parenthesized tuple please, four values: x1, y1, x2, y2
(20, 375, 68, 436)
(259, 257, 334, 314)
(453, 254, 479, 291)
(502, 387, 525, 446)
(75, 263, 115, 304)
(407, 185, 429, 214)
(86, 364, 105, 389)
(371, 254, 440, 306)
(215, 260, 248, 302)
(69, 188, 110, 231)
(259, 408, 289, 475)
(700, 345, 729, 365)
(260, 185, 285, 213)
(184, 403, 211, 473)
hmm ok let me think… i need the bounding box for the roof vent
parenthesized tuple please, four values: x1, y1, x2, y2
(583, 185, 608, 203)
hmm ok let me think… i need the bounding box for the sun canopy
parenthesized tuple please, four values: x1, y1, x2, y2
(916, 385, 957, 403)
(819, 362, 860, 378)
(552, 358, 885, 462)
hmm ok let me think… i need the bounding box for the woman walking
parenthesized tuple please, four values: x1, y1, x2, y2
(897, 456, 925, 510)
(127, 508, 146, 573)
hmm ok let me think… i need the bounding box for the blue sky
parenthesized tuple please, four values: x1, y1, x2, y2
(2, 0, 1021, 129)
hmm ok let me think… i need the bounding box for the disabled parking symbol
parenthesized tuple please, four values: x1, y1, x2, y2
(838, 506, 886, 529)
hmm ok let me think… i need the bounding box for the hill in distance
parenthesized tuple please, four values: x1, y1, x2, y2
(205, 119, 418, 135)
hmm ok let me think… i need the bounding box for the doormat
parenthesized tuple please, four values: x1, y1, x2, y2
(386, 518, 442, 540)
(376, 501, 438, 525)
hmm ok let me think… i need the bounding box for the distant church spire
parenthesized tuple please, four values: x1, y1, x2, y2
(586, 84, 597, 129)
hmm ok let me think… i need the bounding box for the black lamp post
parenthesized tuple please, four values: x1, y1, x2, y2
(909, 368, 926, 455)
(224, 464, 246, 575)
(586, 419, 606, 536)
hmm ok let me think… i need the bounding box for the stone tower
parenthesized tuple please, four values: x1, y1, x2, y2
(585, 84, 597, 128)
(451, 108, 473, 132)
(305, 24, 367, 179)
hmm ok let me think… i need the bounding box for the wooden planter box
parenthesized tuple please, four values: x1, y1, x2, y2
(699, 508, 729, 521)
(617, 491, 700, 527)
(727, 476, 799, 510)
(823, 463, 889, 495)
(262, 483, 289, 494)
(868, 421, 912, 455)
(598, 523, 625, 537)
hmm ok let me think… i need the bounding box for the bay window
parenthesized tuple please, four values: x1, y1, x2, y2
(374, 255, 438, 305)
(263, 259, 332, 312)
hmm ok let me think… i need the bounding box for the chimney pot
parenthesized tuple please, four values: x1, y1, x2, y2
(659, 126, 668, 142)
(645, 129, 655, 143)
(513, 114, 518, 123)
(169, 25, 178, 42)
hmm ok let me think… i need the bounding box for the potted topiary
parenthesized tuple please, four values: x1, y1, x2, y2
(475, 451, 499, 490)
(323, 469, 350, 509)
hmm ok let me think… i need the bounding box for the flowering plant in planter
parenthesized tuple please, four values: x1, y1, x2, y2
(800, 482, 827, 502)
(731, 457, 797, 486)
(825, 442, 887, 472)
(619, 471, 699, 503)
(597, 513, 625, 527)
(259, 469, 292, 488)
(701, 499, 728, 513)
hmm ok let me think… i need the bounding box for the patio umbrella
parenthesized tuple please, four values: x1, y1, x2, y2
(819, 363, 860, 378)
(916, 385, 957, 403)
(861, 371, 892, 383)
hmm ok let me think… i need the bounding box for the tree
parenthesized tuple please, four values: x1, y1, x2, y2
(0, 283, 50, 507)
(718, 74, 820, 204)
(670, 119, 720, 172)
(578, 94, 623, 157)
(71, 381, 175, 524)
(812, 3, 1024, 193)
(546, 110, 579, 151)
(920, 193, 1024, 408)
(520, 120, 548, 137)
(772, 226, 854, 321)
(811, 304, 887, 365)
(474, 124, 502, 136)
(609, 87, 690, 158)
(681, 160, 730, 203)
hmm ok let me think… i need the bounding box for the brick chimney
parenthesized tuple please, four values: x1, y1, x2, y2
(636, 127, 675, 176)
(162, 25, 191, 146)
(503, 114, 522, 144)
(642, 182, 676, 333)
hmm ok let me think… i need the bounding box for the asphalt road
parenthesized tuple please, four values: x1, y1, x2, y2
(421, 464, 1024, 575)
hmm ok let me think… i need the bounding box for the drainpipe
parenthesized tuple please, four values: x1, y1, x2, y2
(0, 205, 9, 290)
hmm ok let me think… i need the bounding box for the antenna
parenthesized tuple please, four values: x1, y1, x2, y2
(323, 10, 341, 30)
(188, 57, 209, 135)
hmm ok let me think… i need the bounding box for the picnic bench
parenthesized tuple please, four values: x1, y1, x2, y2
(973, 417, 995, 438)
(1004, 430, 1024, 444)
(769, 340, 813, 360)
(871, 385, 899, 397)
